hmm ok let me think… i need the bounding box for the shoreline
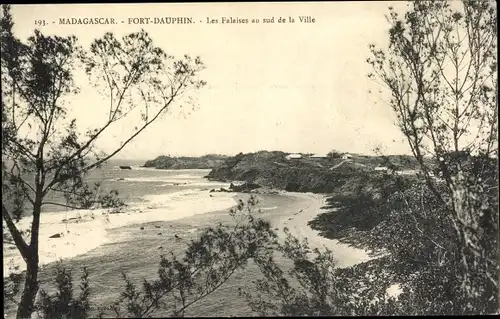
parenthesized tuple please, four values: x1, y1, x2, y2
(3, 187, 375, 276)
(274, 191, 373, 267)
(3, 189, 238, 278)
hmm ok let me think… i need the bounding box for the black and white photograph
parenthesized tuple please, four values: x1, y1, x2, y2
(1, 1, 498, 317)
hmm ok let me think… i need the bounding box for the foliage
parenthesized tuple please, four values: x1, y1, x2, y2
(308, 172, 414, 245)
(240, 227, 400, 316)
(1, 4, 206, 318)
(327, 150, 342, 159)
(368, 172, 497, 315)
(236, 2, 498, 314)
(241, 169, 497, 315)
(35, 264, 91, 319)
(109, 196, 276, 318)
(366, 0, 498, 313)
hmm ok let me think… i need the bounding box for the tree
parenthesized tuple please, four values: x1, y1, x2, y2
(241, 0, 498, 316)
(108, 197, 276, 318)
(240, 227, 399, 316)
(367, 0, 498, 313)
(1, 4, 206, 318)
(327, 150, 341, 159)
(35, 264, 91, 319)
(240, 174, 495, 315)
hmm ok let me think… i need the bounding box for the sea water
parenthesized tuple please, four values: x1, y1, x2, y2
(3, 160, 235, 277)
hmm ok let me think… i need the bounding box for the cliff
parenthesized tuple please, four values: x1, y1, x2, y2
(143, 154, 230, 169)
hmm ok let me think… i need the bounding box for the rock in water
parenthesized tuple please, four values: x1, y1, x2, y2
(119, 165, 132, 170)
(229, 182, 261, 192)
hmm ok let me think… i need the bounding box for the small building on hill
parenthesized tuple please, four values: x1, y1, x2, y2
(310, 153, 328, 158)
(341, 153, 353, 160)
(286, 153, 303, 160)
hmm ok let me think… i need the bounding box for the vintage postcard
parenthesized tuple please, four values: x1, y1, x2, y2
(2, 1, 498, 318)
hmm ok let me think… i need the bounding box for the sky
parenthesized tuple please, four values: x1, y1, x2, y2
(9, 2, 413, 160)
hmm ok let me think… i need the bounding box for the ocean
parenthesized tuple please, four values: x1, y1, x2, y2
(3, 159, 235, 277)
(41, 159, 230, 212)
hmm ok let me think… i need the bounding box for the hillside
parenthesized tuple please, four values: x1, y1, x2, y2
(143, 154, 230, 169)
(205, 151, 418, 193)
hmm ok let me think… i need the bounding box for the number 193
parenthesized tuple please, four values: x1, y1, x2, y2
(34, 20, 46, 26)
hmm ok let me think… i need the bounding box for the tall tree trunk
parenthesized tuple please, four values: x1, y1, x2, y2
(16, 192, 42, 319)
(16, 259, 39, 319)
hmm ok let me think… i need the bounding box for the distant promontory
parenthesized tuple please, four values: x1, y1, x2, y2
(142, 154, 229, 169)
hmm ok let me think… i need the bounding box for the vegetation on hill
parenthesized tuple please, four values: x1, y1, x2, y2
(143, 154, 229, 169)
(247, 154, 497, 316)
(1, 4, 207, 317)
(205, 150, 421, 193)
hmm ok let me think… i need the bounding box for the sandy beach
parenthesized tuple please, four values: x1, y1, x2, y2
(3, 189, 235, 277)
(276, 192, 372, 267)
